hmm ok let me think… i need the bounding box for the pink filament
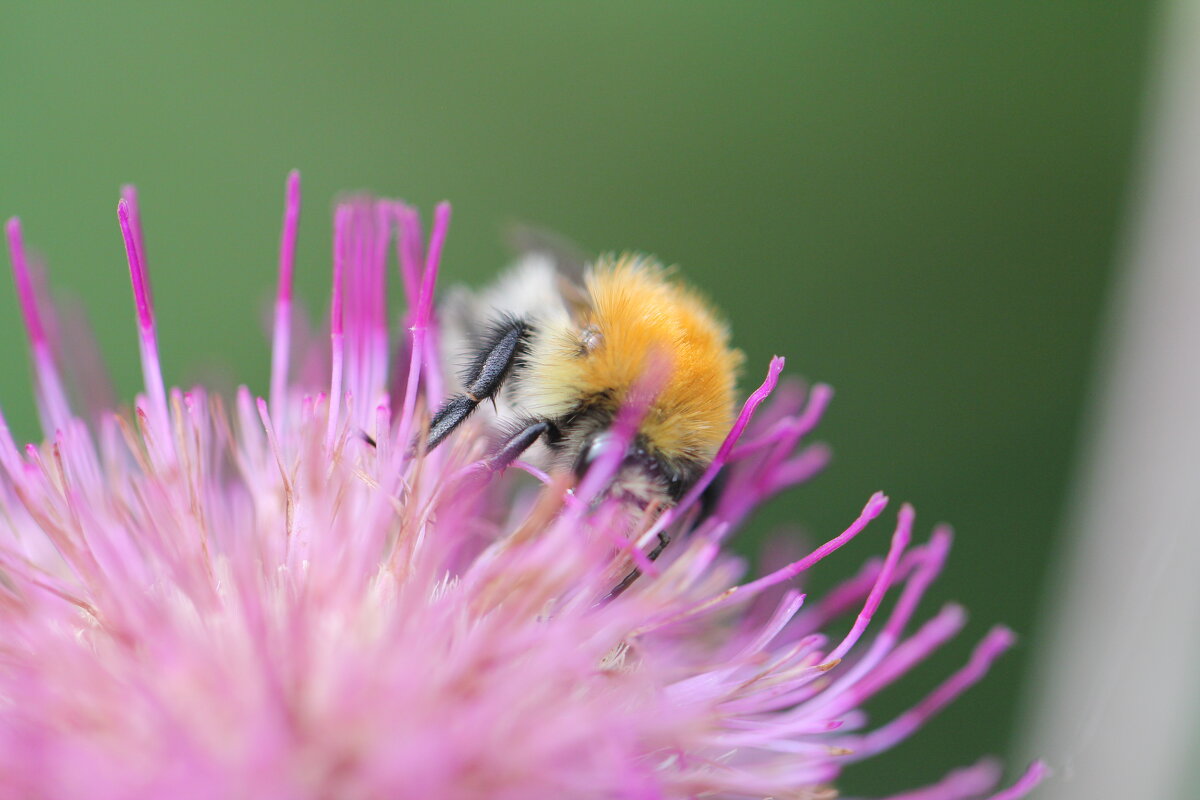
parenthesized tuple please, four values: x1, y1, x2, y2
(844, 626, 1016, 760)
(878, 759, 1003, 800)
(5, 218, 71, 434)
(117, 198, 169, 444)
(808, 529, 954, 715)
(728, 491, 890, 603)
(636, 492, 888, 635)
(982, 761, 1049, 800)
(120, 185, 153, 312)
(642, 355, 787, 545)
(326, 205, 348, 450)
(270, 170, 301, 426)
(823, 504, 915, 664)
(396, 202, 450, 452)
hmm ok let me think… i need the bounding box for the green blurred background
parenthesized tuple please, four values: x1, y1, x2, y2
(0, 2, 1156, 794)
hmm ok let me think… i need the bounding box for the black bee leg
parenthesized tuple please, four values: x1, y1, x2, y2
(426, 396, 476, 451)
(486, 420, 551, 471)
(603, 531, 672, 602)
(645, 530, 672, 562)
(425, 316, 529, 451)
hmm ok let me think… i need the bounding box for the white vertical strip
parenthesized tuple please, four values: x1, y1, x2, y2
(1021, 3, 1200, 797)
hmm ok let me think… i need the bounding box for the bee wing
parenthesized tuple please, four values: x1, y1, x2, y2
(504, 223, 592, 320)
(504, 223, 590, 282)
(439, 283, 490, 352)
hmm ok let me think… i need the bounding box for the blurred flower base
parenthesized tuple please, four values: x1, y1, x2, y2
(0, 178, 1044, 799)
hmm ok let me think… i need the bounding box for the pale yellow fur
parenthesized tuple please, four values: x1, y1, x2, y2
(517, 255, 742, 462)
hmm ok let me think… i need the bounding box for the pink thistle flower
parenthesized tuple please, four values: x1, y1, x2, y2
(0, 174, 1047, 799)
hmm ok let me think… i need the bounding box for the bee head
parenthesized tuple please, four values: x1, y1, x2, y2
(572, 430, 698, 509)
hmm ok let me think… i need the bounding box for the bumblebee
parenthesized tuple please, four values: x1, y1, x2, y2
(428, 246, 742, 511)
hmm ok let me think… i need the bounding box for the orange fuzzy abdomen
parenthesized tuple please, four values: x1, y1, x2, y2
(520, 256, 742, 464)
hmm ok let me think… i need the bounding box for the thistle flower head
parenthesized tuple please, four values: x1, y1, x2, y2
(0, 174, 1046, 799)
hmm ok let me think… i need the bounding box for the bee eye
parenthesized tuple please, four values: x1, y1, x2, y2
(573, 431, 612, 479)
(664, 473, 688, 503)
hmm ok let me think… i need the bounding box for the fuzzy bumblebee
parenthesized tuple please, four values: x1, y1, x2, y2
(430, 252, 743, 511)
